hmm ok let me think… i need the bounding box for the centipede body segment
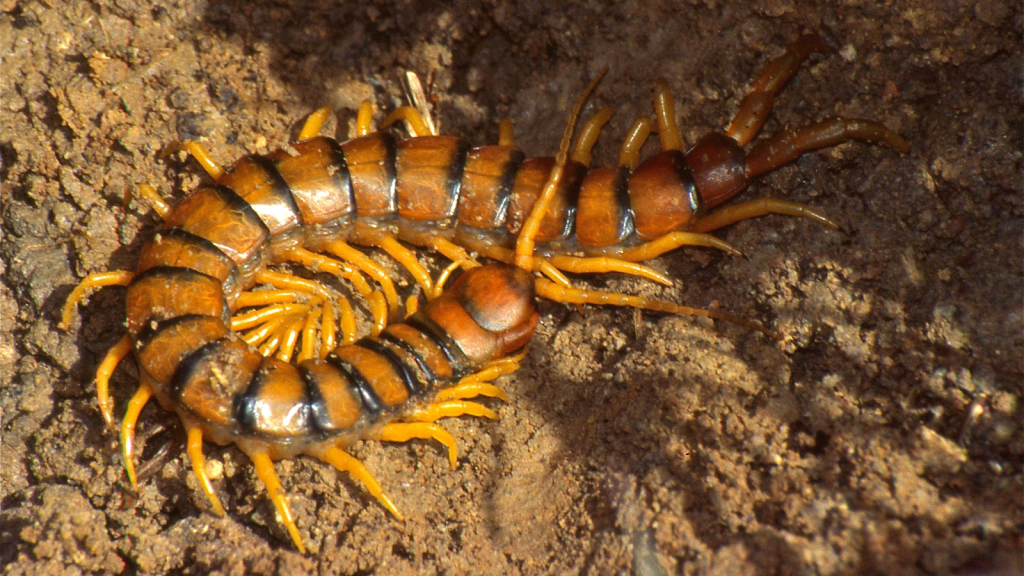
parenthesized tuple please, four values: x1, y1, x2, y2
(61, 34, 907, 552)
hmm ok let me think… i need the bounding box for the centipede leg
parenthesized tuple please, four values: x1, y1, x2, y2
(60, 270, 134, 330)
(406, 400, 500, 422)
(544, 254, 674, 286)
(614, 232, 744, 262)
(355, 100, 375, 137)
(535, 278, 780, 339)
(185, 424, 227, 517)
(367, 422, 459, 470)
(380, 106, 435, 136)
(689, 198, 840, 234)
(130, 183, 172, 219)
(161, 141, 226, 179)
(653, 80, 684, 152)
(306, 445, 404, 520)
(325, 239, 400, 321)
(744, 116, 909, 179)
(570, 107, 614, 166)
(498, 118, 515, 146)
(618, 117, 654, 170)
(281, 247, 388, 333)
(121, 380, 153, 490)
(95, 335, 132, 431)
(436, 354, 524, 401)
(249, 450, 306, 553)
(725, 34, 830, 147)
(373, 235, 434, 297)
(296, 107, 332, 142)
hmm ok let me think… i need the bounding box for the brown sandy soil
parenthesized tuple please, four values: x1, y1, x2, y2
(2, 0, 1021, 574)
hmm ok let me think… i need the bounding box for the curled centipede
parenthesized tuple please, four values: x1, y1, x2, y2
(62, 34, 907, 552)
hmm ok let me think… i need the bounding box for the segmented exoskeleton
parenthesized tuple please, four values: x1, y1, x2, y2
(61, 34, 907, 551)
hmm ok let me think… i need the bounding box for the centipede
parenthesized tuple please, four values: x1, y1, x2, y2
(61, 34, 908, 552)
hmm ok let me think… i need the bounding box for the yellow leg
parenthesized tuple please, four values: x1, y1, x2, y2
(374, 235, 434, 297)
(283, 247, 387, 332)
(185, 424, 226, 517)
(254, 269, 331, 299)
(306, 445, 404, 521)
(284, 247, 374, 298)
(406, 400, 499, 422)
(436, 354, 524, 402)
(404, 293, 420, 319)
(532, 257, 573, 288)
(368, 422, 459, 470)
(426, 237, 478, 269)
(120, 380, 153, 490)
(544, 254, 674, 286)
(249, 451, 306, 554)
(380, 106, 434, 137)
(232, 303, 311, 331)
(437, 382, 508, 402)
(614, 232, 744, 262)
(236, 312, 295, 344)
(337, 296, 356, 346)
(689, 198, 840, 233)
(274, 316, 305, 361)
(498, 118, 515, 146)
(356, 100, 375, 136)
(433, 260, 464, 296)
(243, 314, 292, 348)
(233, 290, 308, 310)
(325, 239, 399, 321)
(535, 278, 780, 339)
(297, 308, 319, 363)
(618, 117, 653, 170)
(133, 183, 172, 219)
(95, 335, 132, 431)
(60, 270, 134, 330)
(653, 80, 684, 152)
(570, 107, 614, 166)
(320, 301, 337, 358)
(162, 141, 226, 179)
(297, 107, 332, 142)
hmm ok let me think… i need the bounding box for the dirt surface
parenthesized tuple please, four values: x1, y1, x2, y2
(2, 0, 1022, 574)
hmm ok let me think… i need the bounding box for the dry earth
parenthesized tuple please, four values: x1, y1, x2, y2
(1, 0, 1021, 574)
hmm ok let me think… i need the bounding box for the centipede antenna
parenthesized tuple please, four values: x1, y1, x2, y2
(515, 68, 608, 268)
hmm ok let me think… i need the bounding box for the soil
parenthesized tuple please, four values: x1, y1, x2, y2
(1, 0, 1021, 574)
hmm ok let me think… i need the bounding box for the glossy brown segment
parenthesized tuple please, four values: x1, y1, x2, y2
(163, 185, 270, 264)
(300, 359, 363, 432)
(175, 337, 262, 427)
(341, 132, 396, 217)
(135, 316, 231, 385)
(332, 345, 410, 408)
(266, 137, 355, 226)
(396, 135, 467, 222)
(125, 268, 227, 336)
(239, 358, 310, 438)
(683, 132, 747, 209)
(507, 157, 586, 242)
(457, 145, 524, 229)
(136, 229, 237, 285)
(576, 166, 631, 248)
(628, 150, 702, 240)
(381, 323, 455, 380)
(217, 156, 302, 235)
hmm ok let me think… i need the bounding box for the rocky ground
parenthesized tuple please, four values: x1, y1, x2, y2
(1, 0, 1021, 574)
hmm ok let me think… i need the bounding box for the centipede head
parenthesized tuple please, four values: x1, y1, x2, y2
(423, 264, 538, 364)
